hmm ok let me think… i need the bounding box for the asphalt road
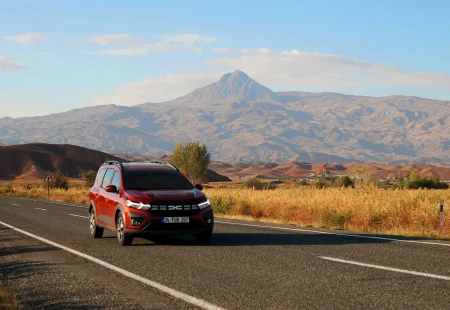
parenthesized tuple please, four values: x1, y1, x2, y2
(1, 196, 450, 309)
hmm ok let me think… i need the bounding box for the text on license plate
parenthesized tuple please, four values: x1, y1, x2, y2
(162, 217, 189, 223)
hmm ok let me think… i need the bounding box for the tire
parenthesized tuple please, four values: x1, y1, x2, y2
(116, 212, 133, 246)
(195, 230, 212, 245)
(89, 209, 104, 238)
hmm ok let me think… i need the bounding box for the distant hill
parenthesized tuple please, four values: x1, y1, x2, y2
(0, 143, 122, 179)
(209, 161, 450, 181)
(1, 70, 450, 165)
(0, 143, 231, 183)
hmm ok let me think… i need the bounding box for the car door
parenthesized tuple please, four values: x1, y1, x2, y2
(98, 168, 115, 227)
(92, 168, 107, 224)
(104, 170, 121, 225)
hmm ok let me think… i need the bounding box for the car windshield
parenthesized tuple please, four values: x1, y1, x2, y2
(123, 169, 194, 190)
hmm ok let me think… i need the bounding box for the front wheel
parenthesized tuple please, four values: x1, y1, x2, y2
(116, 212, 133, 246)
(195, 230, 212, 245)
(90, 209, 104, 238)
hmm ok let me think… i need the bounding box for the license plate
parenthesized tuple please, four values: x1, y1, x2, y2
(162, 217, 189, 223)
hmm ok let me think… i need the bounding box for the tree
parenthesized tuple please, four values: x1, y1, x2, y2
(409, 171, 420, 182)
(82, 170, 97, 188)
(335, 176, 354, 188)
(352, 165, 372, 188)
(392, 177, 405, 190)
(170, 141, 211, 184)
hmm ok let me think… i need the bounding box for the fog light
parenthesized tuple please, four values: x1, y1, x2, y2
(206, 218, 212, 224)
(131, 217, 144, 226)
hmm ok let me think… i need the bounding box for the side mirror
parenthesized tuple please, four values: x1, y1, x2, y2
(195, 184, 203, 191)
(105, 185, 118, 193)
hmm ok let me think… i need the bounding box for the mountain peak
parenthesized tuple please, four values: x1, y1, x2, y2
(217, 70, 251, 86)
(182, 70, 275, 103)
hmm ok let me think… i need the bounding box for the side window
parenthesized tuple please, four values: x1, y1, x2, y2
(110, 171, 121, 191)
(96, 168, 107, 187)
(101, 169, 115, 188)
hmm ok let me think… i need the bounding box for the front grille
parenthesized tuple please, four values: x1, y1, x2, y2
(149, 204, 202, 216)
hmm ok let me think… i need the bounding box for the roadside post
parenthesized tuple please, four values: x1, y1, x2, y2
(439, 200, 444, 233)
(45, 174, 52, 200)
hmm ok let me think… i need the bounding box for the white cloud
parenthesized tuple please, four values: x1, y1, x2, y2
(90, 47, 450, 107)
(0, 99, 57, 117)
(4, 33, 47, 44)
(0, 56, 27, 71)
(87, 42, 179, 55)
(160, 34, 216, 45)
(211, 47, 229, 53)
(86, 33, 217, 56)
(187, 46, 204, 54)
(208, 48, 450, 90)
(91, 72, 222, 106)
(240, 48, 255, 54)
(88, 34, 138, 46)
(66, 39, 83, 47)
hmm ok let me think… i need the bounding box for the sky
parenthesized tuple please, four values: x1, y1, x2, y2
(1, 0, 450, 117)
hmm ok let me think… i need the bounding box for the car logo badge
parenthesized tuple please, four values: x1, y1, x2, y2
(168, 205, 183, 210)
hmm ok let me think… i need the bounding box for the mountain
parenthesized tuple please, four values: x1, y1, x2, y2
(1, 70, 450, 165)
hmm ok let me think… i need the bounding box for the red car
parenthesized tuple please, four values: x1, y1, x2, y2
(88, 160, 214, 246)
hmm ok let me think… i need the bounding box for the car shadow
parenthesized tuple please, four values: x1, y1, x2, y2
(138, 232, 398, 247)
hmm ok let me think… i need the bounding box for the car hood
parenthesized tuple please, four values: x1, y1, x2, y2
(125, 188, 206, 204)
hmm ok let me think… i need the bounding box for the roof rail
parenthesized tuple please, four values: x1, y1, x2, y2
(148, 160, 179, 171)
(102, 160, 124, 170)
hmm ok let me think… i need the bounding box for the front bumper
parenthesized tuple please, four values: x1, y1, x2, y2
(124, 208, 214, 236)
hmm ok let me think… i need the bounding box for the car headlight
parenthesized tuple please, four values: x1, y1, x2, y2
(198, 199, 211, 210)
(126, 200, 151, 211)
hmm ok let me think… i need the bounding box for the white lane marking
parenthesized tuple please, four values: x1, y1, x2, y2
(320, 256, 450, 281)
(0, 220, 226, 310)
(215, 220, 450, 247)
(35, 208, 47, 211)
(2, 197, 88, 209)
(68, 214, 89, 219)
(12, 203, 21, 206)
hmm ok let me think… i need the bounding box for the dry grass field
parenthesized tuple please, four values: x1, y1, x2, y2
(1, 182, 449, 238)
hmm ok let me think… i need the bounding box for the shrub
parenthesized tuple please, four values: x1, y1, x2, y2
(335, 176, 354, 188)
(299, 179, 309, 186)
(377, 179, 391, 189)
(402, 175, 449, 190)
(313, 179, 327, 189)
(264, 182, 278, 190)
(244, 177, 265, 190)
(51, 171, 69, 190)
(210, 195, 234, 214)
(392, 178, 405, 190)
(322, 209, 352, 229)
(82, 170, 97, 188)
